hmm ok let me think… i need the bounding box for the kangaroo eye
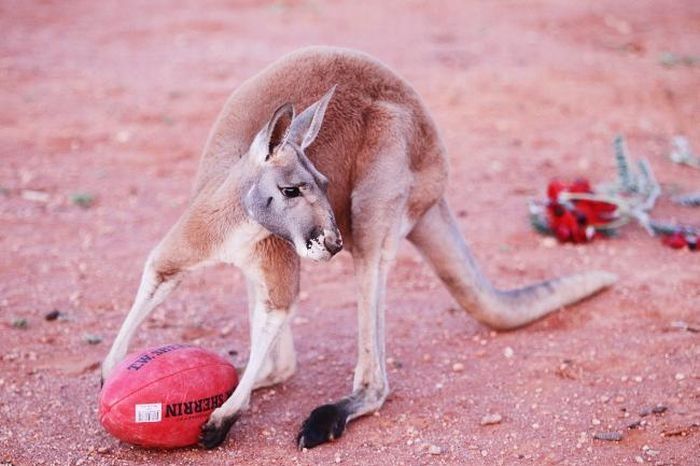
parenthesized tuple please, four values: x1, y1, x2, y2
(280, 187, 301, 198)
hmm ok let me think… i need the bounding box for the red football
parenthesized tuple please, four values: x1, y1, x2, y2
(99, 344, 238, 448)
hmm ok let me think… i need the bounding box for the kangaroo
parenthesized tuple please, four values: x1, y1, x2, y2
(101, 46, 616, 449)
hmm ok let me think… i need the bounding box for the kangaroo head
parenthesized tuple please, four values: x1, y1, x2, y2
(243, 86, 343, 261)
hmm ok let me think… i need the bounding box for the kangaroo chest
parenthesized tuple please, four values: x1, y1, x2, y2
(215, 223, 269, 267)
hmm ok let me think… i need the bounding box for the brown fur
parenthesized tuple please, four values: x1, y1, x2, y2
(194, 47, 447, 250)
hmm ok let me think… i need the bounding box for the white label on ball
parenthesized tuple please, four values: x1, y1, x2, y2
(135, 403, 162, 423)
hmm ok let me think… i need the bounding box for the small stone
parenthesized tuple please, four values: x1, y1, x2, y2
(531, 423, 540, 429)
(45, 310, 61, 321)
(674, 373, 685, 381)
(97, 447, 110, 454)
(219, 322, 234, 337)
(452, 362, 464, 372)
(503, 346, 514, 358)
(334, 454, 341, 463)
(627, 420, 643, 430)
(591, 418, 601, 425)
(428, 445, 442, 455)
(634, 456, 644, 463)
(593, 431, 623, 441)
(71, 192, 95, 209)
(11, 317, 28, 329)
(83, 334, 102, 345)
(541, 237, 557, 248)
(115, 130, 132, 143)
(480, 413, 503, 426)
(640, 405, 667, 417)
(21, 190, 50, 203)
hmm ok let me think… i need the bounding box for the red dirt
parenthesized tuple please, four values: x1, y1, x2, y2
(1, 1, 698, 465)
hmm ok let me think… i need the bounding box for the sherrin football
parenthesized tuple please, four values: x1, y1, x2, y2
(99, 344, 238, 448)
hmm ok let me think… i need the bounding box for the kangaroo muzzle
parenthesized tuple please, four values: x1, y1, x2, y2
(299, 225, 342, 261)
(323, 230, 343, 256)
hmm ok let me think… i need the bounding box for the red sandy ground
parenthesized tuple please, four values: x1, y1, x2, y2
(1, 1, 698, 464)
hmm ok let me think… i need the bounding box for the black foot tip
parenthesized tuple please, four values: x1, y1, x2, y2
(297, 404, 348, 449)
(199, 415, 238, 449)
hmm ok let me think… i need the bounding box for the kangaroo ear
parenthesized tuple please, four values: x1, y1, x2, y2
(286, 85, 336, 150)
(250, 102, 294, 162)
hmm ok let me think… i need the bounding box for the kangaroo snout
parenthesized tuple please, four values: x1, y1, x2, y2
(299, 226, 342, 261)
(323, 231, 343, 256)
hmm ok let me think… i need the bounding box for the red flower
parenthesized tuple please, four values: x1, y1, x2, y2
(663, 232, 687, 249)
(568, 177, 592, 194)
(544, 177, 618, 244)
(546, 203, 595, 244)
(547, 180, 567, 202)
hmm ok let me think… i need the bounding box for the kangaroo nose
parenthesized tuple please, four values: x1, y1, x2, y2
(324, 234, 343, 256)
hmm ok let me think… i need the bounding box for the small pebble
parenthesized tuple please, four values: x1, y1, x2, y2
(640, 405, 667, 417)
(97, 447, 110, 454)
(480, 413, 503, 426)
(45, 310, 61, 321)
(541, 237, 557, 248)
(503, 346, 514, 358)
(11, 318, 28, 329)
(428, 445, 442, 455)
(593, 431, 623, 441)
(674, 373, 685, 381)
(83, 334, 102, 345)
(627, 420, 643, 430)
(452, 362, 464, 372)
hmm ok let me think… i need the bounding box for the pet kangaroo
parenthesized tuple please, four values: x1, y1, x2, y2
(101, 46, 616, 449)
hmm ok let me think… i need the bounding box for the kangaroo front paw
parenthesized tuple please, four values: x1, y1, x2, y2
(199, 414, 238, 449)
(297, 404, 349, 449)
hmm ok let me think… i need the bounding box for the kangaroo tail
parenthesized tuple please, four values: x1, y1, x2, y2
(407, 198, 616, 330)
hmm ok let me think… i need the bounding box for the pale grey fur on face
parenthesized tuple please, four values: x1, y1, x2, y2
(243, 87, 343, 261)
